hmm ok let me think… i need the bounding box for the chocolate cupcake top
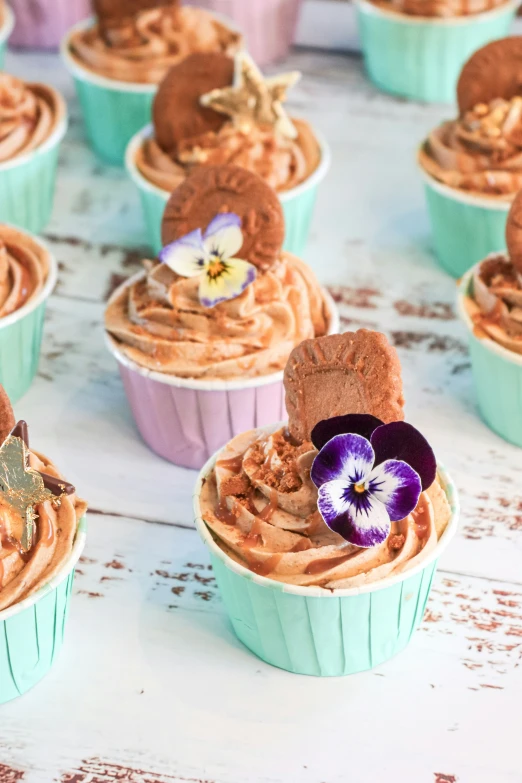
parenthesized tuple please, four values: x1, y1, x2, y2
(68, 1, 242, 85)
(0, 389, 87, 613)
(134, 51, 322, 194)
(367, 0, 508, 16)
(419, 39, 522, 200)
(199, 330, 451, 589)
(0, 73, 66, 164)
(105, 164, 332, 380)
(0, 226, 52, 319)
(464, 189, 522, 353)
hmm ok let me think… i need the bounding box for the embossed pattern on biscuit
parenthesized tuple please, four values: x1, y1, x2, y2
(284, 330, 405, 442)
(457, 38, 522, 115)
(161, 165, 285, 271)
(0, 386, 14, 446)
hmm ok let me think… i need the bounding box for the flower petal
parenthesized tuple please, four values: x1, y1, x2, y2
(311, 414, 384, 451)
(311, 433, 374, 488)
(199, 257, 256, 308)
(203, 213, 243, 261)
(159, 229, 206, 278)
(367, 459, 421, 522)
(371, 422, 436, 491)
(317, 480, 390, 547)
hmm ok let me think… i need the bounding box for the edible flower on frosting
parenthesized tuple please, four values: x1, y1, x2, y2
(159, 212, 256, 308)
(310, 414, 436, 548)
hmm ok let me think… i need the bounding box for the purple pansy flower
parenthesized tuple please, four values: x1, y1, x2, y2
(310, 414, 436, 548)
(159, 212, 256, 308)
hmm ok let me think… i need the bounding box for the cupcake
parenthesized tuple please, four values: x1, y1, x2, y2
(0, 386, 87, 703)
(61, 0, 242, 165)
(126, 50, 329, 256)
(0, 2, 14, 66)
(184, 0, 303, 67)
(194, 329, 459, 676)
(418, 38, 522, 278)
(10, 0, 91, 50)
(105, 163, 338, 470)
(0, 225, 57, 402)
(458, 189, 522, 447)
(356, 0, 517, 103)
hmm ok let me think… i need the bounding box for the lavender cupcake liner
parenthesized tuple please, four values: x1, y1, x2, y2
(193, 429, 459, 677)
(10, 0, 91, 50)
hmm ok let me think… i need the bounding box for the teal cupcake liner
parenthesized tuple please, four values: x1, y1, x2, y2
(421, 170, 510, 279)
(458, 268, 522, 447)
(0, 6, 14, 67)
(0, 516, 87, 704)
(61, 21, 156, 166)
(0, 240, 57, 402)
(356, 0, 518, 103)
(125, 124, 331, 257)
(194, 433, 459, 677)
(0, 115, 68, 235)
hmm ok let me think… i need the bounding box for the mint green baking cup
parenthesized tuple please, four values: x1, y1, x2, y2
(421, 170, 510, 279)
(356, 0, 518, 103)
(0, 239, 57, 402)
(194, 438, 459, 677)
(126, 125, 330, 256)
(61, 21, 156, 166)
(458, 268, 522, 447)
(0, 113, 68, 235)
(0, 516, 86, 704)
(0, 6, 15, 68)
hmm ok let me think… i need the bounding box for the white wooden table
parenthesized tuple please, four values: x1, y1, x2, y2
(1, 46, 521, 783)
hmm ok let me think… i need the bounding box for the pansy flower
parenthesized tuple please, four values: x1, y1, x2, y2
(159, 213, 256, 308)
(310, 414, 436, 548)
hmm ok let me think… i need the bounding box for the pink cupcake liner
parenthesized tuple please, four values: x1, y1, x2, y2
(10, 0, 92, 50)
(183, 0, 303, 66)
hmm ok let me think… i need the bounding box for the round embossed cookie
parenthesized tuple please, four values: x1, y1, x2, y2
(457, 38, 522, 115)
(506, 189, 522, 274)
(0, 385, 14, 446)
(153, 53, 234, 156)
(161, 165, 285, 270)
(284, 330, 405, 443)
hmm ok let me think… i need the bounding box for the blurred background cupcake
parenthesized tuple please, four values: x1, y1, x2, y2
(126, 51, 330, 257)
(10, 0, 91, 50)
(194, 330, 459, 676)
(0, 1, 14, 66)
(183, 0, 303, 65)
(356, 0, 518, 103)
(105, 164, 338, 470)
(419, 38, 522, 278)
(0, 389, 87, 703)
(61, 0, 243, 165)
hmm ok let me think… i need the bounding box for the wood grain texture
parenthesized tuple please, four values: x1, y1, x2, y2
(1, 47, 521, 783)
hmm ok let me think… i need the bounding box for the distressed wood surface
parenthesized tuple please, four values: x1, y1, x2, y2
(1, 47, 521, 783)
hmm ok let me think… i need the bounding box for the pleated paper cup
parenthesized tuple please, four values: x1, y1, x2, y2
(458, 266, 522, 447)
(420, 167, 510, 279)
(193, 431, 459, 677)
(0, 516, 87, 704)
(356, 0, 518, 103)
(0, 240, 57, 402)
(125, 124, 331, 257)
(106, 274, 339, 470)
(10, 0, 90, 50)
(0, 4, 14, 66)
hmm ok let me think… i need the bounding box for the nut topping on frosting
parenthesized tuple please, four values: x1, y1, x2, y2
(284, 330, 405, 443)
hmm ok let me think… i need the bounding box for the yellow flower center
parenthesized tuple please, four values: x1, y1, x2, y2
(206, 258, 227, 280)
(354, 483, 366, 494)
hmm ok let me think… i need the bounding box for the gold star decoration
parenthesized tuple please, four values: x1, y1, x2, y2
(200, 52, 301, 140)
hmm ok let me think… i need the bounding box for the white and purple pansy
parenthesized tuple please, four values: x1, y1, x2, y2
(310, 414, 436, 548)
(159, 212, 256, 308)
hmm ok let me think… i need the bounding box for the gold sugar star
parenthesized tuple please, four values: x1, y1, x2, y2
(200, 52, 301, 140)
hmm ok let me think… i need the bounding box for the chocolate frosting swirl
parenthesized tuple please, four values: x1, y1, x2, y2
(105, 253, 332, 380)
(0, 226, 51, 319)
(68, 6, 242, 84)
(0, 449, 87, 612)
(0, 74, 66, 164)
(465, 254, 522, 353)
(419, 97, 522, 198)
(199, 426, 452, 588)
(135, 117, 321, 194)
(370, 0, 507, 16)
